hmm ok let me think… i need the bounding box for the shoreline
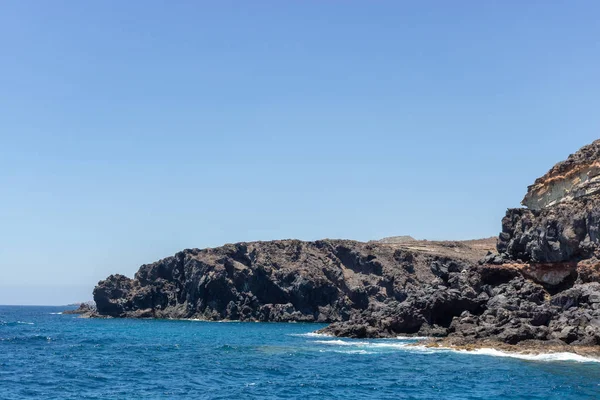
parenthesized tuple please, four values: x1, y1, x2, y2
(77, 312, 600, 360)
(414, 337, 600, 360)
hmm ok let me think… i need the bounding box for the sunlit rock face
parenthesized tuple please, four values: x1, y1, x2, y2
(496, 139, 600, 285)
(522, 140, 600, 210)
(92, 138, 600, 346)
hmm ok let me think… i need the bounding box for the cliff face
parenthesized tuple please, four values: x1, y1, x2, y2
(93, 239, 493, 325)
(497, 197, 600, 264)
(521, 139, 600, 210)
(496, 141, 600, 268)
(93, 139, 600, 348)
(435, 139, 600, 347)
(322, 139, 600, 345)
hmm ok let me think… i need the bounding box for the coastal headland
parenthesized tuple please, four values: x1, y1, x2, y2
(85, 140, 600, 354)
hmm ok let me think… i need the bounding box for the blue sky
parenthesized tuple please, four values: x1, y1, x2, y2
(1, 1, 599, 305)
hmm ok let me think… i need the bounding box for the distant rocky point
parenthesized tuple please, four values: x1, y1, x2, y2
(63, 301, 96, 315)
(91, 139, 600, 352)
(91, 237, 494, 322)
(371, 236, 416, 244)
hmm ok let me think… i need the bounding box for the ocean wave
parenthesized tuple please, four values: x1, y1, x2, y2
(296, 333, 425, 340)
(0, 321, 35, 326)
(370, 342, 414, 349)
(290, 332, 333, 338)
(399, 345, 600, 363)
(0, 335, 52, 343)
(314, 339, 411, 350)
(395, 336, 429, 340)
(330, 349, 376, 355)
(455, 347, 600, 363)
(309, 337, 600, 363)
(49, 312, 63, 315)
(314, 339, 371, 346)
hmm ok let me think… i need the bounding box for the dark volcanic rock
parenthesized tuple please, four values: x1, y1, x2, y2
(94, 239, 493, 323)
(321, 140, 600, 347)
(95, 139, 600, 349)
(63, 302, 96, 316)
(497, 197, 600, 263)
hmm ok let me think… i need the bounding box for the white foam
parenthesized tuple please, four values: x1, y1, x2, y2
(314, 339, 370, 346)
(308, 336, 600, 363)
(395, 336, 429, 340)
(49, 312, 62, 315)
(369, 342, 412, 349)
(331, 349, 375, 355)
(400, 344, 600, 363)
(16, 321, 34, 325)
(290, 332, 333, 338)
(455, 347, 600, 363)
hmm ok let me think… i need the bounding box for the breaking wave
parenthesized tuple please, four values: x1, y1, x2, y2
(289, 332, 333, 338)
(308, 338, 600, 363)
(452, 347, 600, 363)
(0, 321, 35, 326)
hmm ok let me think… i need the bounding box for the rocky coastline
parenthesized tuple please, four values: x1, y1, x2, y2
(63, 302, 97, 315)
(89, 139, 600, 354)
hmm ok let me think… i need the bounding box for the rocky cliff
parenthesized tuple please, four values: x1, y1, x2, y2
(322, 140, 600, 347)
(92, 238, 494, 324)
(93, 139, 600, 349)
(522, 139, 600, 210)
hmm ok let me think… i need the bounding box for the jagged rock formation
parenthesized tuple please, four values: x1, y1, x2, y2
(522, 139, 600, 210)
(494, 141, 600, 271)
(93, 139, 600, 349)
(63, 302, 96, 315)
(498, 196, 600, 264)
(93, 239, 493, 322)
(322, 140, 600, 346)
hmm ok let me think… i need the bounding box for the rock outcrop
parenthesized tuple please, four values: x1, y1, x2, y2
(93, 139, 600, 349)
(321, 139, 600, 346)
(63, 302, 97, 315)
(93, 239, 494, 322)
(522, 139, 600, 210)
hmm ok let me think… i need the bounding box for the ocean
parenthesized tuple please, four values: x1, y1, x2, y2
(1, 306, 599, 399)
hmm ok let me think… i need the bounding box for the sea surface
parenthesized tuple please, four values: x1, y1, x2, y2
(1, 306, 600, 399)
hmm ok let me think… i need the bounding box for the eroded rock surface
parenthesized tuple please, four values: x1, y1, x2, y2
(93, 239, 493, 322)
(321, 139, 600, 347)
(522, 139, 600, 210)
(63, 302, 97, 316)
(94, 139, 600, 349)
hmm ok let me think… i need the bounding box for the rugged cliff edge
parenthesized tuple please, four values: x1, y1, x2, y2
(323, 140, 600, 348)
(521, 139, 600, 210)
(93, 139, 600, 350)
(92, 238, 494, 324)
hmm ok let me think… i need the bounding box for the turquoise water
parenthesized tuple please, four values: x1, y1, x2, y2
(1, 306, 599, 399)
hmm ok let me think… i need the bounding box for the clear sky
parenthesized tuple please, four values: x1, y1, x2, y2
(1, 1, 599, 305)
